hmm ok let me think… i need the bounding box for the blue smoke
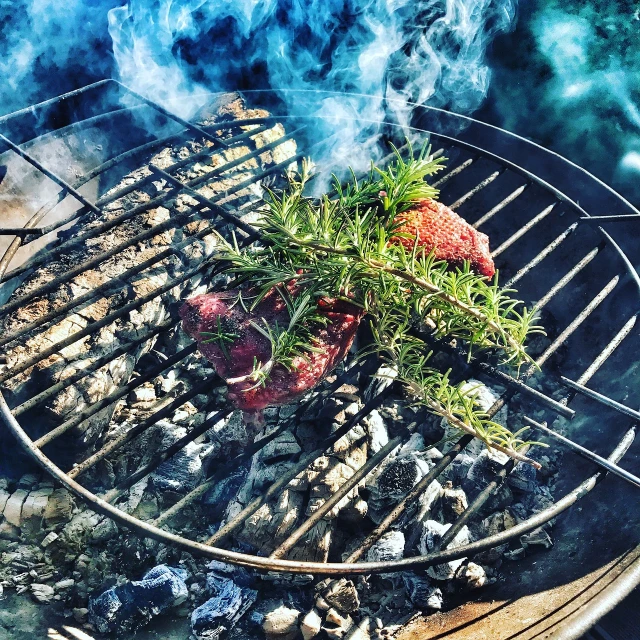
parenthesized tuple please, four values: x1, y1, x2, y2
(483, 0, 640, 202)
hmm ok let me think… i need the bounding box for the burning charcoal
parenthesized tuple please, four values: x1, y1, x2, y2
(301, 608, 323, 640)
(320, 578, 360, 614)
(520, 527, 553, 550)
(30, 583, 55, 603)
(463, 449, 510, 497)
(402, 574, 443, 610)
(441, 481, 468, 521)
(508, 460, 538, 493)
(259, 431, 302, 462)
(366, 531, 405, 567)
(151, 424, 216, 492)
(364, 365, 397, 402)
(323, 608, 354, 639)
(441, 380, 508, 457)
(191, 567, 258, 640)
(419, 520, 470, 581)
(262, 604, 301, 640)
(207, 410, 249, 448)
(455, 561, 487, 589)
(366, 434, 432, 524)
(88, 565, 188, 634)
(363, 409, 389, 453)
(440, 453, 475, 484)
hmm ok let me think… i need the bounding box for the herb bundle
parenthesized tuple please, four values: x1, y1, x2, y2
(213, 144, 545, 466)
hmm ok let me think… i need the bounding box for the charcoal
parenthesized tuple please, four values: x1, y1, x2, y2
(463, 449, 510, 498)
(508, 460, 537, 492)
(88, 565, 188, 633)
(440, 453, 475, 484)
(455, 561, 487, 589)
(520, 527, 553, 550)
(151, 422, 216, 492)
(191, 571, 258, 640)
(263, 604, 301, 640)
(320, 578, 360, 614)
(366, 531, 405, 563)
(441, 482, 468, 521)
(402, 574, 443, 610)
(441, 380, 508, 457)
(419, 520, 470, 581)
(362, 408, 386, 442)
(301, 608, 323, 640)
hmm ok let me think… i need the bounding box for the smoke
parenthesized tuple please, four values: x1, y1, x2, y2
(485, 0, 640, 203)
(106, 0, 517, 172)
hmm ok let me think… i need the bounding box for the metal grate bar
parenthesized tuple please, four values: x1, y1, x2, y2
(431, 157, 477, 188)
(505, 223, 578, 287)
(533, 276, 619, 370)
(102, 406, 234, 503)
(0, 132, 100, 214)
(12, 320, 174, 416)
(34, 343, 199, 449)
(113, 81, 232, 151)
(0, 226, 212, 349)
(270, 431, 403, 559)
(205, 385, 394, 544)
(492, 203, 558, 257)
(345, 435, 473, 563)
(92, 123, 271, 210)
(153, 361, 369, 527)
(433, 309, 639, 554)
(447, 169, 503, 210)
(0, 133, 299, 286)
(535, 246, 602, 311)
(473, 184, 529, 229)
(578, 314, 638, 386)
(25, 123, 272, 242)
(149, 165, 259, 238)
(67, 374, 221, 478)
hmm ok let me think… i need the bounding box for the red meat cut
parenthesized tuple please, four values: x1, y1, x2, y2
(391, 198, 495, 277)
(180, 288, 363, 422)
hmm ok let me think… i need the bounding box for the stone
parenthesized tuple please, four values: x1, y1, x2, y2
(366, 531, 405, 563)
(419, 520, 470, 580)
(321, 578, 360, 614)
(402, 574, 443, 610)
(30, 583, 55, 603)
(301, 608, 322, 639)
(88, 565, 188, 633)
(262, 604, 300, 640)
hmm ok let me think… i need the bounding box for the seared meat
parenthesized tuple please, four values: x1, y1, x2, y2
(180, 288, 363, 420)
(391, 198, 495, 277)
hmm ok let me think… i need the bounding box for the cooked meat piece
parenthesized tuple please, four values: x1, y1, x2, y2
(180, 288, 363, 420)
(391, 198, 495, 277)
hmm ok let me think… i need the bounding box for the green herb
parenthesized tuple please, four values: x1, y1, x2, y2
(201, 316, 239, 360)
(212, 144, 545, 466)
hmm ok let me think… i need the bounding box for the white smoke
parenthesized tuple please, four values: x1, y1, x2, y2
(107, 0, 516, 171)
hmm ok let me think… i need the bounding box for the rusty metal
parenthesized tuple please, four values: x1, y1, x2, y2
(0, 82, 638, 603)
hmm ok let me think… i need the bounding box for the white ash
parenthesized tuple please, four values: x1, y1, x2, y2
(419, 520, 471, 581)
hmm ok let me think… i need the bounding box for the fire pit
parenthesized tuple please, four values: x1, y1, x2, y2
(0, 81, 639, 639)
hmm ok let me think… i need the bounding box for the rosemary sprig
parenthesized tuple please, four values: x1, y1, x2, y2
(211, 146, 546, 465)
(201, 316, 239, 360)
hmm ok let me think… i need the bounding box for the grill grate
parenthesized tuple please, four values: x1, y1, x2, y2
(0, 80, 639, 578)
